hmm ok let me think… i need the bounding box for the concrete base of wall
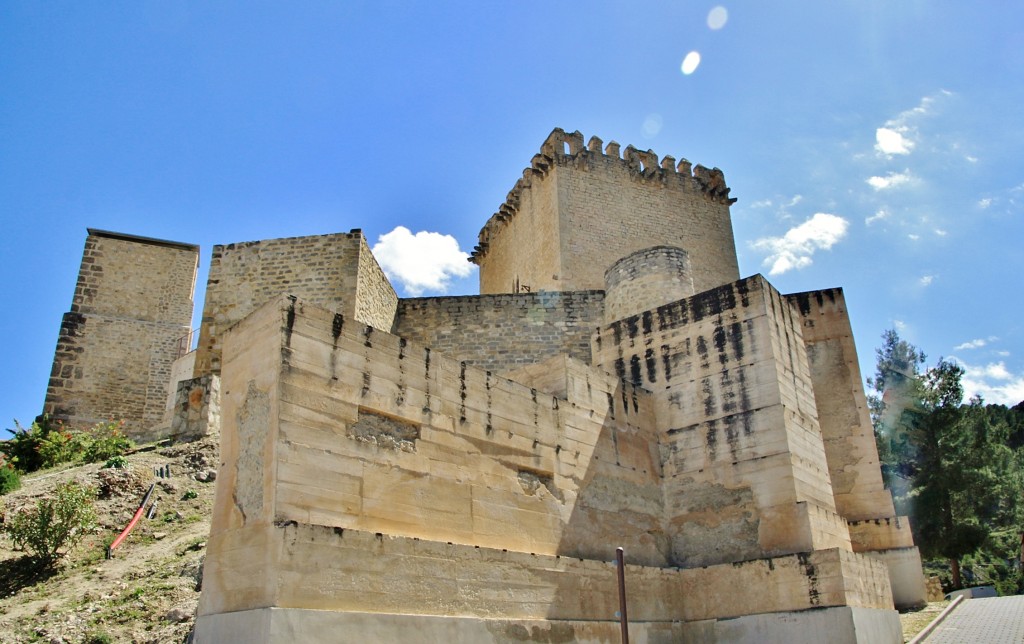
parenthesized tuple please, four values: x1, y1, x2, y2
(867, 546, 928, 610)
(682, 605, 902, 643)
(193, 606, 901, 644)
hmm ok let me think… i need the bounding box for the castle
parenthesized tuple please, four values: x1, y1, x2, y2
(44, 128, 925, 642)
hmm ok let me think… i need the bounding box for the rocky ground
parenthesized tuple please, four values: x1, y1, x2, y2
(0, 435, 219, 644)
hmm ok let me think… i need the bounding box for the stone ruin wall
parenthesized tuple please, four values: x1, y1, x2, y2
(392, 291, 606, 376)
(43, 230, 198, 436)
(470, 128, 740, 296)
(192, 229, 396, 377)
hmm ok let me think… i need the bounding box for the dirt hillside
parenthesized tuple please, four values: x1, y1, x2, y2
(0, 435, 219, 644)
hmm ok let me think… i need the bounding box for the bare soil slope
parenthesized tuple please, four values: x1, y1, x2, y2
(0, 435, 218, 644)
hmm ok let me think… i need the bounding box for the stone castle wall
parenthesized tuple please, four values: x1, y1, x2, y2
(192, 229, 396, 377)
(787, 288, 896, 522)
(471, 128, 740, 295)
(392, 291, 605, 375)
(603, 245, 695, 323)
(198, 295, 899, 640)
(43, 230, 197, 434)
(591, 276, 851, 567)
(206, 296, 667, 568)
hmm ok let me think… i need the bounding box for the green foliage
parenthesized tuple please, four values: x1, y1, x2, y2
(3, 481, 97, 567)
(102, 455, 129, 469)
(181, 488, 198, 500)
(1, 418, 132, 473)
(869, 329, 1024, 589)
(0, 456, 20, 494)
(84, 631, 113, 644)
(2, 417, 60, 473)
(81, 419, 133, 462)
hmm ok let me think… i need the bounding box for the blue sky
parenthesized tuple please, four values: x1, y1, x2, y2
(2, 2, 1022, 429)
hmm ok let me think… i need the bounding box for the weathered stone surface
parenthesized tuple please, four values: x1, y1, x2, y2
(471, 128, 740, 295)
(45, 128, 916, 643)
(43, 229, 198, 437)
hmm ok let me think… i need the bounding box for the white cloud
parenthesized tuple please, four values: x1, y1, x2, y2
(908, 234, 920, 241)
(875, 127, 915, 156)
(978, 197, 993, 209)
(867, 171, 913, 190)
(751, 213, 849, 275)
(865, 209, 888, 225)
(957, 360, 1024, 405)
(965, 155, 978, 163)
(372, 226, 475, 296)
(954, 338, 987, 351)
(934, 229, 948, 237)
(919, 275, 934, 287)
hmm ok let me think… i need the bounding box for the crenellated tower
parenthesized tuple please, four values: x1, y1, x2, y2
(470, 128, 739, 295)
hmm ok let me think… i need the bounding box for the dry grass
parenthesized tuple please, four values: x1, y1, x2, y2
(899, 600, 951, 642)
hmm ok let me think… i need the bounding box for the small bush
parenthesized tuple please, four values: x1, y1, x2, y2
(102, 455, 129, 469)
(0, 457, 20, 495)
(83, 420, 133, 463)
(3, 481, 97, 566)
(2, 417, 61, 473)
(182, 489, 198, 500)
(0, 418, 132, 473)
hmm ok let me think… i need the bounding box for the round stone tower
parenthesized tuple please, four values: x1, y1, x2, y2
(603, 246, 695, 323)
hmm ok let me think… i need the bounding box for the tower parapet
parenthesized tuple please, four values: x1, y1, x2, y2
(603, 246, 695, 324)
(470, 128, 739, 296)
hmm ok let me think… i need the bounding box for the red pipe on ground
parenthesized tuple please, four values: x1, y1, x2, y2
(106, 482, 155, 558)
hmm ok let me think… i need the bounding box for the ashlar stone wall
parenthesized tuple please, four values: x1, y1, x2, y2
(197, 294, 900, 642)
(393, 291, 605, 375)
(591, 275, 852, 567)
(44, 229, 198, 435)
(471, 128, 740, 295)
(192, 229, 396, 377)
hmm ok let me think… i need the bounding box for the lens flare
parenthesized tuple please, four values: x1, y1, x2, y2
(707, 6, 728, 30)
(642, 114, 663, 138)
(680, 51, 701, 75)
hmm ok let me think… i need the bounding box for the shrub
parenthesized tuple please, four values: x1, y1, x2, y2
(0, 457, 20, 495)
(0, 418, 132, 473)
(83, 419, 133, 463)
(3, 481, 97, 566)
(2, 417, 61, 473)
(102, 455, 129, 469)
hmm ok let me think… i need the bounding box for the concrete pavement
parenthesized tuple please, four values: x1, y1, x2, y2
(923, 595, 1024, 643)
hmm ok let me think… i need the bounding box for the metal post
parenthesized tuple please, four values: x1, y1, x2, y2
(616, 547, 629, 644)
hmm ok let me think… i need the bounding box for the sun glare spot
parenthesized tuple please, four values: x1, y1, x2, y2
(707, 6, 728, 30)
(681, 51, 701, 75)
(642, 114, 663, 138)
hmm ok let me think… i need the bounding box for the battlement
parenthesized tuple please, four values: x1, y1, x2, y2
(470, 128, 735, 265)
(471, 127, 740, 296)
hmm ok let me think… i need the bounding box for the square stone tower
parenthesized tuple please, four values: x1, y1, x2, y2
(470, 128, 740, 295)
(43, 229, 198, 438)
